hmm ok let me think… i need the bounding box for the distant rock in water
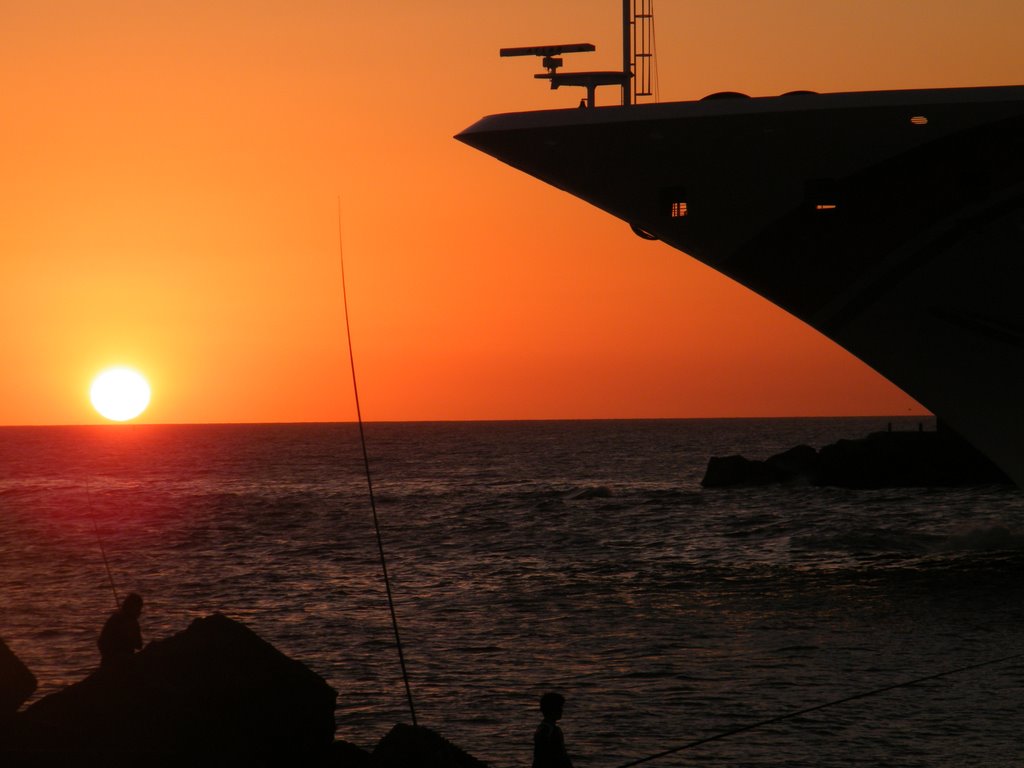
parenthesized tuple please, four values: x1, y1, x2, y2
(765, 444, 820, 481)
(701, 454, 781, 487)
(702, 427, 1012, 489)
(0, 639, 36, 717)
(2, 613, 337, 765)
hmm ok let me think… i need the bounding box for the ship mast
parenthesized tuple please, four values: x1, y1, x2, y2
(622, 0, 631, 106)
(629, 0, 657, 104)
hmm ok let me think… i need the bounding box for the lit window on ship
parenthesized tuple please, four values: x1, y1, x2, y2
(805, 179, 841, 212)
(661, 187, 689, 219)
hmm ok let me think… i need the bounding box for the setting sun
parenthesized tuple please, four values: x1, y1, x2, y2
(90, 368, 151, 422)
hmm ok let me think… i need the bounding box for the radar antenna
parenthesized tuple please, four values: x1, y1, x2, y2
(500, 2, 655, 107)
(499, 43, 629, 109)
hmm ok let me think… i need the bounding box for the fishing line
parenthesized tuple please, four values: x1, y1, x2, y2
(85, 477, 120, 607)
(336, 198, 418, 727)
(613, 649, 1024, 767)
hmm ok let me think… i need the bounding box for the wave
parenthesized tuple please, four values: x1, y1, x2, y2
(941, 524, 1024, 552)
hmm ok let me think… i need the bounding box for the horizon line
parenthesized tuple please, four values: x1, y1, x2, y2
(0, 413, 936, 429)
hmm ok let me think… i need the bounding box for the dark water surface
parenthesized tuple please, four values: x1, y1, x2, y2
(2, 418, 1023, 766)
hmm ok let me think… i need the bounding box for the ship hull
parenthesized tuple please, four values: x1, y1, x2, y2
(457, 85, 1024, 485)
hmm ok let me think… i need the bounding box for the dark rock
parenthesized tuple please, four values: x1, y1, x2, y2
(817, 436, 900, 488)
(326, 739, 373, 767)
(4, 613, 336, 765)
(817, 431, 1010, 488)
(701, 454, 778, 487)
(0, 639, 36, 716)
(701, 428, 1011, 489)
(764, 444, 819, 483)
(370, 723, 488, 768)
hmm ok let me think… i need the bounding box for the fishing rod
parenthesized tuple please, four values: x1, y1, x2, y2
(85, 477, 120, 607)
(336, 199, 418, 727)
(612, 648, 1024, 767)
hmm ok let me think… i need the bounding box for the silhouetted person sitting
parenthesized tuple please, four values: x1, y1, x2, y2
(533, 692, 573, 768)
(98, 592, 143, 673)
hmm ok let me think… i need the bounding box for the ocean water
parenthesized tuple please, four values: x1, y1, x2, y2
(2, 418, 1023, 767)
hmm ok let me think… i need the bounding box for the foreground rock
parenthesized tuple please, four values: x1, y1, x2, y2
(2, 613, 337, 765)
(0, 639, 36, 717)
(703, 428, 1011, 489)
(370, 723, 489, 768)
(300, 724, 489, 768)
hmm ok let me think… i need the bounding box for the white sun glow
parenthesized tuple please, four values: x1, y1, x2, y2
(90, 367, 151, 422)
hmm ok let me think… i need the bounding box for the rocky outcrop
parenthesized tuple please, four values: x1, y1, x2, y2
(815, 431, 1010, 488)
(371, 723, 489, 768)
(702, 429, 1011, 489)
(0, 615, 495, 767)
(701, 454, 782, 487)
(3, 613, 337, 765)
(0, 639, 36, 717)
(765, 444, 820, 482)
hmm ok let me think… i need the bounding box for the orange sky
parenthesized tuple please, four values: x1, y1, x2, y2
(3, 0, 1023, 425)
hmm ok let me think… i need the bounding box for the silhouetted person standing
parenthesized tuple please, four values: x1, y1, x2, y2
(533, 692, 573, 768)
(98, 592, 143, 673)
